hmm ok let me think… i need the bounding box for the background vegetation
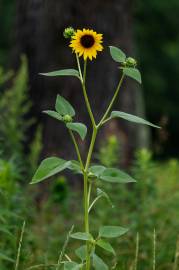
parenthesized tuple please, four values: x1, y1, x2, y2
(0, 0, 179, 269)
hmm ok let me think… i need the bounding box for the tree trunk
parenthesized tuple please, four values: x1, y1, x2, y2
(13, 0, 149, 167)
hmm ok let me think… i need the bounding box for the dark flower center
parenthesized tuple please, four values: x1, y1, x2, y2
(80, 35, 95, 48)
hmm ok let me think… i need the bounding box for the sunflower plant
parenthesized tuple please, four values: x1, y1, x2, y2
(30, 27, 160, 270)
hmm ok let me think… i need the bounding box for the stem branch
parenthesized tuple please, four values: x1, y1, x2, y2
(98, 73, 125, 127)
(88, 195, 103, 213)
(69, 130, 84, 170)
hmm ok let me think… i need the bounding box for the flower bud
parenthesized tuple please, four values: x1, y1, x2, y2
(91, 239, 96, 245)
(126, 57, 137, 67)
(88, 172, 95, 179)
(63, 27, 75, 39)
(63, 114, 73, 123)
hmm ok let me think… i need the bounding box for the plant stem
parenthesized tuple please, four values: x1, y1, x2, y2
(15, 221, 26, 270)
(88, 194, 102, 213)
(85, 128, 97, 171)
(76, 55, 98, 270)
(69, 130, 84, 170)
(173, 237, 179, 270)
(76, 55, 96, 128)
(134, 232, 139, 270)
(84, 128, 97, 270)
(88, 182, 92, 205)
(83, 60, 87, 85)
(98, 73, 125, 127)
(76, 54, 83, 81)
(83, 172, 90, 270)
(153, 228, 156, 270)
(82, 82, 96, 128)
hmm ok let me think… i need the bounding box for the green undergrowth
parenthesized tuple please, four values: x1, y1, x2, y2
(2, 146, 178, 270)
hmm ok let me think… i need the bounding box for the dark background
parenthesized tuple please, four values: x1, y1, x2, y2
(1, 0, 178, 162)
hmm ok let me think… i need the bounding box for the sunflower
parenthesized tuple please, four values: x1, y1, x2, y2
(69, 29, 103, 61)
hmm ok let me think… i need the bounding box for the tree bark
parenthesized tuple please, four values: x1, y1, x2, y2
(13, 0, 149, 167)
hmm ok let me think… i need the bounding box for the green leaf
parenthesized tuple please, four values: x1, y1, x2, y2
(110, 111, 160, 128)
(122, 67, 142, 84)
(40, 69, 80, 78)
(55, 95, 75, 117)
(96, 239, 115, 255)
(70, 232, 93, 241)
(75, 245, 87, 261)
(64, 261, 81, 270)
(0, 252, 15, 263)
(89, 165, 106, 177)
(99, 226, 129, 238)
(109, 46, 126, 63)
(67, 160, 82, 174)
(66, 122, 87, 140)
(100, 168, 136, 183)
(92, 253, 108, 270)
(43, 110, 63, 121)
(31, 157, 70, 184)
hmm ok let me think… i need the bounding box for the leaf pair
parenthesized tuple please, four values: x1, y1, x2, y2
(72, 226, 129, 269)
(71, 225, 128, 243)
(44, 95, 87, 140)
(109, 46, 141, 84)
(94, 226, 128, 256)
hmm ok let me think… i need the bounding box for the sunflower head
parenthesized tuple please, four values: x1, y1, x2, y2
(69, 28, 103, 61)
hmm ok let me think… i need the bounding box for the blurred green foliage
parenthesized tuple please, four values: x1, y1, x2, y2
(93, 136, 179, 269)
(96, 135, 120, 167)
(0, 56, 32, 159)
(0, 60, 42, 269)
(0, 136, 176, 269)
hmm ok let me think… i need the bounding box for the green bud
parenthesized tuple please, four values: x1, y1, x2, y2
(91, 239, 96, 245)
(88, 172, 95, 179)
(63, 114, 73, 123)
(126, 57, 137, 67)
(63, 27, 75, 39)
